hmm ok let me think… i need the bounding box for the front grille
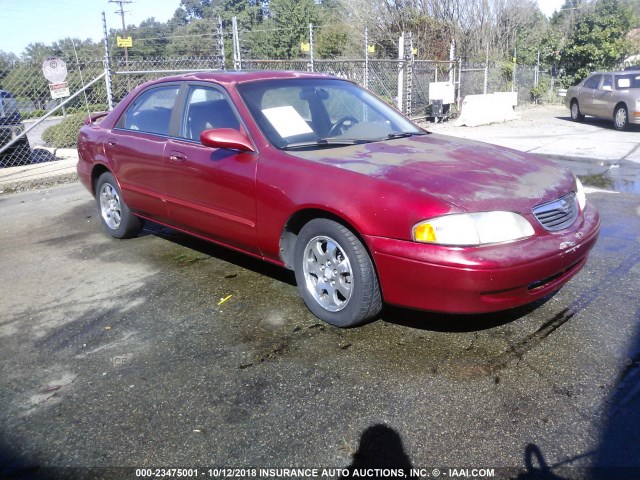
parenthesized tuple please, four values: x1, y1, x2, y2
(532, 193, 578, 231)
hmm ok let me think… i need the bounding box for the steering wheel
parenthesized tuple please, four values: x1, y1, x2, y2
(328, 115, 359, 137)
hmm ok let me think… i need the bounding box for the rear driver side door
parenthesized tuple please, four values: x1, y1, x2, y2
(107, 84, 180, 224)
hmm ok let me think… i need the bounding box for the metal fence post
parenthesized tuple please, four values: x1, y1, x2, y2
(512, 46, 517, 93)
(483, 43, 489, 95)
(364, 28, 369, 89)
(309, 23, 314, 72)
(102, 11, 114, 110)
(397, 32, 404, 112)
(217, 16, 226, 70)
(232, 16, 242, 70)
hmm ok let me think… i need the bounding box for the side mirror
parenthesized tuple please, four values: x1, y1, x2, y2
(602, 85, 612, 92)
(200, 128, 255, 153)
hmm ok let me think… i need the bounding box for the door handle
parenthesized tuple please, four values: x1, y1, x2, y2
(107, 140, 118, 147)
(169, 151, 187, 163)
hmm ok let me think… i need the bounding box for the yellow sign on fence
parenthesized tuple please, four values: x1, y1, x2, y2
(117, 36, 133, 48)
(367, 45, 375, 53)
(300, 42, 310, 53)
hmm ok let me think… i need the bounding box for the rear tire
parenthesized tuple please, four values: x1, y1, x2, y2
(95, 172, 142, 239)
(570, 100, 584, 122)
(613, 104, 629, 131)
(293, 218, 382, 327)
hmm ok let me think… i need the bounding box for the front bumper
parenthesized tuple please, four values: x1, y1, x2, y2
(366, 205, 600, 314)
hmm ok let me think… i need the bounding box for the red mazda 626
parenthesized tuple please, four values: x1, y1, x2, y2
(77, 71, 600, 327)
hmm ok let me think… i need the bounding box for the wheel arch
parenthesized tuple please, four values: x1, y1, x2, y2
(91, 164, 112, 195)
(279, 208, 377, 276)
(613, 101, 628, 114)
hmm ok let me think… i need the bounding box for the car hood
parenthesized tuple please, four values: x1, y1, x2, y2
(290, 134, 575, 213)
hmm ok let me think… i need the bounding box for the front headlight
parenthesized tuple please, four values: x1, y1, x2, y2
(575, 177, 586, 211)
(413, 211, 535, 246)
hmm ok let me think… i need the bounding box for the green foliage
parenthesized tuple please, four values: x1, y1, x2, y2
(252, 0, 321, 59)
(316, 23, 348, 58)
(167, 18, 220, 56)
(559, 0, 635, 84)
(530, 80, 550, 103)
(41, 113, 85, 148)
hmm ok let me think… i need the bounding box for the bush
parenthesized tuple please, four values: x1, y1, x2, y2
(42, 113, 86, 148)
(20, 110, 48, 120)
(530, 81, 550, 104)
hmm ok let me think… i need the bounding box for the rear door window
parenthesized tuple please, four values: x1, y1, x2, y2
(119, 86, 180, 136)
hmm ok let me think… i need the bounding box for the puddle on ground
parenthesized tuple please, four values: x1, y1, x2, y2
(541, 155, 640, 194)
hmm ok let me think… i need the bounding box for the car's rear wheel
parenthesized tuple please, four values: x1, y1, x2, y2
(95, 172, 142, 239)
(293, 218, 382, 327)
(570, 100, 584, 122)
(614, 104, 629, 131)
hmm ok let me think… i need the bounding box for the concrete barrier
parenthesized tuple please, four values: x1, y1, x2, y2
(455, 92, 518, 127)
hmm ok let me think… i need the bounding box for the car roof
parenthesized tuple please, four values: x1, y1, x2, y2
(146, 70, 339, 87)
(590, 71, 638, 76)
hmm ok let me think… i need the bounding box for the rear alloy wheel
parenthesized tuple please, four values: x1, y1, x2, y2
(95, 172, 142, 239)
(570, 100, 584, 122)
(614, 105, 629, 131)
(294, 218, 382, 327)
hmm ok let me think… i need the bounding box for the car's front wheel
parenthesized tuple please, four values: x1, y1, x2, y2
(614, 104, 629, 131)
(293, 218, 382, 327)
(95, 172, 142, 239)
(570, 100, 584, 122)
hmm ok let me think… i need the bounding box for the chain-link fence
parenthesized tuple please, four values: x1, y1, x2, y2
(0, 54, 551, 169)
(0, 59, 106, 168)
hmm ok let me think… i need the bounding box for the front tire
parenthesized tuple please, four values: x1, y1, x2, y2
(294, 219, 382, 327)
(95, 172, 142, 239)
(614, 104, 629, 131)
(570, 100, 584, 122)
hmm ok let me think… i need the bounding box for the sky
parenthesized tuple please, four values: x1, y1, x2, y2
(1, 0, 566, 58)
(1, 0, 181, 57)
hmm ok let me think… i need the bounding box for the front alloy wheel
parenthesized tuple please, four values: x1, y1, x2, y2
(294, 218, 382, 327)
(302, 235, 354, 312)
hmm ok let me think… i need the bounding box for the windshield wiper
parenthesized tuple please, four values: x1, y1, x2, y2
(282, 138, 371, 150)
(386, 131, 429, 140)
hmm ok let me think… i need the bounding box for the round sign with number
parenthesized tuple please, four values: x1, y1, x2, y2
(42, 57, 68, 83)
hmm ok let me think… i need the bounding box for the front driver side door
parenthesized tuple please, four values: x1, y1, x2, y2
(592, 74, 614, 118)
(164, 84, 259, 254)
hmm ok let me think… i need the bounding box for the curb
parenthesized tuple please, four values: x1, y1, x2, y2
(0, 172, 79, 194)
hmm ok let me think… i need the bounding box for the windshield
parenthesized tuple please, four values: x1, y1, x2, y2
(615, 74, 640, 89)
(237, 78, 423, 149)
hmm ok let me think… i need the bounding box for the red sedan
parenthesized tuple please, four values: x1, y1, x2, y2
(77, 71, 600, 327)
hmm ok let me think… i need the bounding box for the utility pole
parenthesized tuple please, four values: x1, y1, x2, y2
(109, 0, 132, 89)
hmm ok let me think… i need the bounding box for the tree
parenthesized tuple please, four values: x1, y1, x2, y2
(559, 0, 635, 83)
(246, 0, 321, 59)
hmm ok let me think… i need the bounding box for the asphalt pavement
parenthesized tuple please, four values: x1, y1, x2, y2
(0, 177, 639, 479)
(1, 102, 640, 479)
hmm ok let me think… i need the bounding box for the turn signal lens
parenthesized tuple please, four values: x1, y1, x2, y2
(413, 223, 436, 243)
